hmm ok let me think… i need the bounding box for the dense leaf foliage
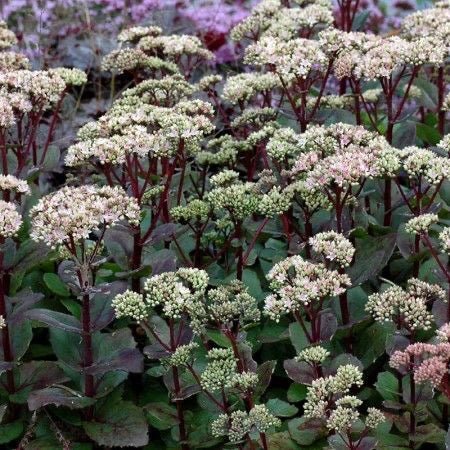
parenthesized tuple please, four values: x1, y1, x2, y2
(1, 0, 450, 448)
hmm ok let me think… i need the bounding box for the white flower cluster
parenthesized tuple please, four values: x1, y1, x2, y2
(0, 315, 5, 329)
(0, 21, 17, 50)
(0, 70, 66, 110)
(309, 231, 355, 267)
(65, 125, 154, 166)
(265, 255, 351, 321)
(0, 200, 22, 238)
(296, 345, 330, 364)
(143, 268, 209, 320)
(405, 213, 438, 235)
(49, 68, 87, 86)
(304, 364, 366, 432)
(244, 36, 328, 83)
(365, 279, 445, 331)
(0, 175, 30, 195)
(203, 280, 261, 327)
(355, 36, 445, 80)
(399, 147, 450, 184)
(112, 291, 147, 321)
(200, 348, 238, 392)
(163, 343, 199, 367)
(222, 73, 280, 104)
(0, 52, 30, 71)
(439, 228, 450, 253)
(117, 26, 163, 43)
(211, 404, 281, 443)
(30, 185, 140, 249)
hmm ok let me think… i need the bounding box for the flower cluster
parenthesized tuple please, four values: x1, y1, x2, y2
(366, 279, 445, 331)
(200, 348, 238, 392)
(309, 231, 355, 267)
(211, 404, 280, 443)
(143, 268, 209, 320)
(0, 200, 22, 238)
(303, 364, 379, 433)
(265, 255, 351, 321)
(405, 213, 439, 235)
(30, 185, 140, 249)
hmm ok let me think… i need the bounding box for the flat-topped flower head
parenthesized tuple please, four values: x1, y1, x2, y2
(309, 231, 355, 267)
(143, 268, 209, 320)
(304, 364, 364, 429)
(390, 341, 450, 387)
(118, 26, 162, 43)
(0, 200, 22, 238)
(0, 175, 30, 196)
(366, 279, 443, 331)
(399, 146, 450, 184)
(0, 22, 17, 49)
(405, 213, 438, 235)
(223, 72, 280, 104)
(244, 37, 328, 83)
(0, 52, 30, 71)
(265, 255, 351, 321)
(296, 346, 330, 364)
(30, 185, 140, 249)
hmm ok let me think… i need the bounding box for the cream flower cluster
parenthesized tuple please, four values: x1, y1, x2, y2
(222, 73, 280, 104)
(112, 291, 147, 321)
(200, 348, 238, 392)
(366, 279, 445, 331)
(202, 280, 261, 327)
(0, 200, 22, 238)
(265, 255, 351, 321)
(0, 70, 66, 110)
(30, 185, 140, 248)
(244, 36, 328, 83)
(211, 405, 280, 443)
(65, 125, 154, 166)
(0, 175, 30, 195)
(0, 21, 17, 50)
(309, 231, 355, 267)
(399, 146, 450, 184)
(405, 213, 439, 235)
(143, 268, 209, 320)
(296, 345, 330, 364)
(303, 364, 378, 433)
(0, 52, 30, 71)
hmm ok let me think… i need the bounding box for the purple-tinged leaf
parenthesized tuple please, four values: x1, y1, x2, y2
(319, 310, 338, 341)
(255, 360, 276, 397)
(90, 281, 127, 332)
(284, 359, 315, 384)
(28, 386, 96, 410)
(86, 348, 143, 375)
(9, 361, 68, 404)
(25, 309, 82, 334)
(143, 342, 171, 360)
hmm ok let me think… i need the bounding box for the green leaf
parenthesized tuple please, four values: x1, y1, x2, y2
(375, 371, 399, 401)
(348, 234, 396, 286)
(416, 123, 441, 145)
(288, 417, 325, 445)
(43, 273, 70, 297)
(145, 402, 179, 430)
(287, 383, 307, 403)
(83, 396, 148, 447)
(0, 420, 23, 444)
(266, 398, 298, 417)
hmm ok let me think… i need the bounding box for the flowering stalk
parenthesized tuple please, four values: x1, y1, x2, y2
(0, 237, 15, 394)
